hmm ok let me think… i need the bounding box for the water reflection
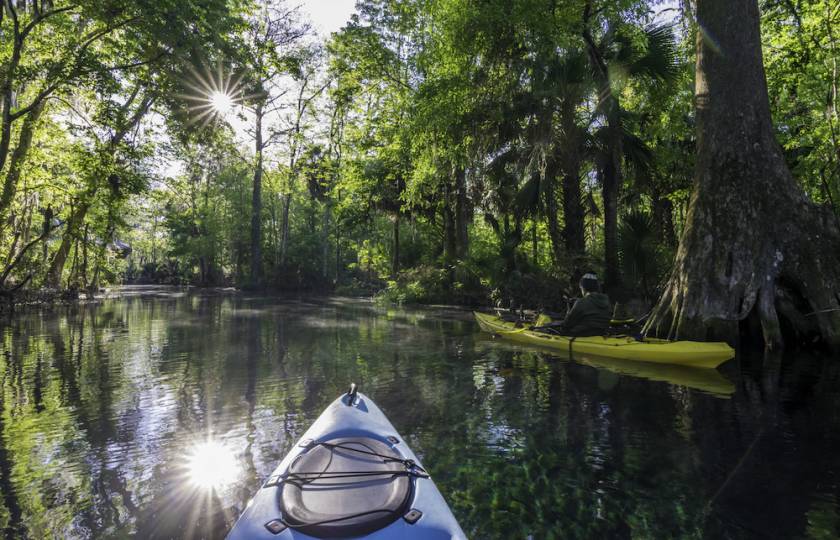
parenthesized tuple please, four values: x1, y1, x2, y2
(0, 288, 837, 539)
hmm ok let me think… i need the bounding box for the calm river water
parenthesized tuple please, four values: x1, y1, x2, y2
(0, 287, 839, 539)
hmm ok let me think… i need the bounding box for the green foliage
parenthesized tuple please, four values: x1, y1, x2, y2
(1, 0, 835, 314)
(376, 266, 450, 304)
(618, 209, 671, 301)
(0, 0, 245, 293)
(761, 0, 840, 207)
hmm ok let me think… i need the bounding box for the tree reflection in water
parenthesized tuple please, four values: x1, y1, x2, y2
(0, 288, 837, 539)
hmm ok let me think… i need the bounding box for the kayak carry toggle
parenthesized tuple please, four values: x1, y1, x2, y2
(345, 382, 358, 405)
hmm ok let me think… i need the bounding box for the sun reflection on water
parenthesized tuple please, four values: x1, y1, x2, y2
(185, 440, 240, 490)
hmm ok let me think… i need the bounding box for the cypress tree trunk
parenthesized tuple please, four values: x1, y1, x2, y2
(562, 170, 586, 255)
(583, 5, 624, 295)
(250, 105, 264, 285)
(454, 167, 469, 259)
(81, 224, 89, 287)
(601, 129, 623, 296)
(321, 203, 329, 279)
(47, 199, 91, 288)
(279, 193, 291, 267)
(41, 205, 53, 264)
(335, 192, 341, 282)
(531, 220, 538, 265)
(646, 0, 840, 349)
(0, 31, 22, 182)
(0, 102, 44, 223)
(392, 213, 400, 277)
(651, 189, 677, 247)
(442, 189, 456, 265)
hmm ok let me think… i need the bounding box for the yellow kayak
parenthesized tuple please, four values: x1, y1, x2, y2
(474, 311, 735, 369)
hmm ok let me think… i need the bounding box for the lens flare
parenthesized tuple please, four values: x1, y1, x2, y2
(180, 63, 253, 129)
(185, 440, 240, 490)
(210, 91, 234, 115)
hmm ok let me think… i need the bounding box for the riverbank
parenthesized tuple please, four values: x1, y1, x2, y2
(1, 281, 484, 312)
(0, 287, 80, 315)
(0, 285, 239, 317)
(0, 284, 480, 324)
(0, 281, 657, 345)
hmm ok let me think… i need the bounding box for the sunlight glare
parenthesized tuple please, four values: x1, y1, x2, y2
(186, 440, 239, 490)
(180, 63, 253, 129)
(210, 91, 234, 115)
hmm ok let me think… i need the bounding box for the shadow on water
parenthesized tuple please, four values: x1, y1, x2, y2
(0, 287, 838, 538)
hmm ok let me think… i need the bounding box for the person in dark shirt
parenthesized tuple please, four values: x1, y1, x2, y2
(559, 273, 611, 336)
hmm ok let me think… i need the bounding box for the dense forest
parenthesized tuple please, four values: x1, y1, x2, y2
(1, 0, 839, 347)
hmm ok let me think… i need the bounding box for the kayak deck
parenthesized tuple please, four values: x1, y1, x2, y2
(227, 389, 466, 539)
(474, 311, 734, 369)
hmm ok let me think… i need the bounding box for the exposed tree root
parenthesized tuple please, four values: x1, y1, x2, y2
(646, 186, 840, 349)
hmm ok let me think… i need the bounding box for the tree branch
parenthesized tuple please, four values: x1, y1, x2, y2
(111, 93, 155, 148)
(0, 221, 56, 286)
(11, 16, 140, 121)
(6, 0, 20, 40)
(100, 52, 168, 73)
(20, 4, 77, 42)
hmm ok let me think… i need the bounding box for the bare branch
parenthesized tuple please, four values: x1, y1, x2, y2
(263, 127, 293, 148)
(90, 51, 169, 74)
(47, 96, 98, 133)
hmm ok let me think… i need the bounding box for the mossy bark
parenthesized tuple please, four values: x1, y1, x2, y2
(645, 0, 840, 349)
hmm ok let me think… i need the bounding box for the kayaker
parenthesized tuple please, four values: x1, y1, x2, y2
(557, 272, 611, 336)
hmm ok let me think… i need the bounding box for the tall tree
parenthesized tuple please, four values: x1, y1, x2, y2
(278, 45, 326, 268)
(1, 0, 244, 291)
(554, 52, 591, 262)
(646, 0, 840, 348)
(0, 0, 118, 221)
(237, 1, 310, 286)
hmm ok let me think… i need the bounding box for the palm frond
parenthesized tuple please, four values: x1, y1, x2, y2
(629, 24, 680, 84)
(553, 49, 590, 89)
(622, 130, 653, 178)
(618, 209, 666, 299)
(514, 172, 542, 217)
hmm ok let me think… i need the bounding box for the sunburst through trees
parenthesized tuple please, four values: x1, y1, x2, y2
(181, 64, 250, 128)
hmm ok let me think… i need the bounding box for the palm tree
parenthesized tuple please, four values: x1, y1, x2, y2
(581, 12, 679, 296)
